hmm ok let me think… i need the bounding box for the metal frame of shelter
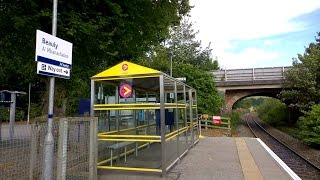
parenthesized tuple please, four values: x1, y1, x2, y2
(90, 61, 199, 176)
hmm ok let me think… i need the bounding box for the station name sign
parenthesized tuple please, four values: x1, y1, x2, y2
(35, 30, 73, 79)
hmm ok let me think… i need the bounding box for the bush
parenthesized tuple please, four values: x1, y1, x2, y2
(0, 107, 25, 122)
(257, 98, 288, 126)
(29, 103, 43, 118)
(0, 106, 10, 122)
(298, 104, 320, 148)
(224, 112, 241, 132)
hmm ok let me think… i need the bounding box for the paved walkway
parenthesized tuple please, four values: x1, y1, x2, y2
(99, 137, 296, 180)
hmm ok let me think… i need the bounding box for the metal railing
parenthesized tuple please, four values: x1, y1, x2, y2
(198, 117, 231, 137)
(0, 117, 98, 180)
(211, 66, 291, 82)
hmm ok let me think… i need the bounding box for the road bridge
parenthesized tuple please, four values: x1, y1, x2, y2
(210, 66, 291, 111)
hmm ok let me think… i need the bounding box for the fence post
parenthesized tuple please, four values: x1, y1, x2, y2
(199, 120, 203, 138)
(89, 117, 98, 180)
(57, 118, 68, 180)
(29, 124, 38, 180)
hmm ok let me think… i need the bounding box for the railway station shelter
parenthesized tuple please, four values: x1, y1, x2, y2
(90, 61, 199, 175)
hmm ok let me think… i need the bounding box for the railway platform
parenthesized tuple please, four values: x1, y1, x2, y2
(98, 137, 300, 180)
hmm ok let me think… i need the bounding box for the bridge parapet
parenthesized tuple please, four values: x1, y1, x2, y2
(211, 66, 292, 112)
(211, 66, 291, 83)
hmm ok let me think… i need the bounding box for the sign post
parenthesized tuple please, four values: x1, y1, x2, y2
(35, 1, 73, 179)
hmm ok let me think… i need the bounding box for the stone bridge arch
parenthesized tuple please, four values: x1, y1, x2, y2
(211, 66, 291, 112)
(220, 88, 281, 112)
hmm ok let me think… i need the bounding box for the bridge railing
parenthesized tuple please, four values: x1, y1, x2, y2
(211, 66, 291, 82)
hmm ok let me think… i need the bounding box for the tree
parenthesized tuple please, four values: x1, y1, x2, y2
(137, 18, 223, 114)
(279, 33, 320, 114)
(298, 104, 320, 148)
(0, 0, 191, 116)
(167, 18, 219, 70)
(257, 98, 288, 127)
(172, 63, 224, 114)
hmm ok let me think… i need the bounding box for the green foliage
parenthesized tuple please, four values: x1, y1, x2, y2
(167, 18, 218, 70)
(277, 126, 303, 140)
(137, 18, 223, 114)
(233, 97, 266, 111)
(234, 98, 252, 109)
(279, 33, 320, 113)
(298, 104, 320, 148)
(15, 108, 25, 121)
(29, 103, 43, 119)
(0, 106, 25, 122)
(0, 106, 10, 122)
(257, 98, 288, 126)
(172, 64, 224, 114)
(0, 0, 191, 116)
(224, 112, 241, 132)
(139, 18, 219, 73)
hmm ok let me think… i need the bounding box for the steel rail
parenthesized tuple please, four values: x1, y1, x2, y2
(245, 115, 320, 172)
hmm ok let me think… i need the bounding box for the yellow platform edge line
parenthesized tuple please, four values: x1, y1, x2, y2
(235, 137, 263, 180)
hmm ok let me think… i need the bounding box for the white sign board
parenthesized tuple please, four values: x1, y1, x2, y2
(35, 30, 73, 79)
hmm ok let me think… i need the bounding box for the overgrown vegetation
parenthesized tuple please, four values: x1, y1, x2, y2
(224, 112, 241, 132)
(0, 106, 25, 122)
(233, 97, 265, 111)
(297, 105, 320, 148)
(257, 98, 288, 127)
(278, 32, 320, 147)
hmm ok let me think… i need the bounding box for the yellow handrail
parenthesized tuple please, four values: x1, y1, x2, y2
(98, 134, 160, 138)
(98, 124, 155, 136)
(99, 138, 161, 142)
(98, 166, 162, 173)
(94, 103, 187, 110)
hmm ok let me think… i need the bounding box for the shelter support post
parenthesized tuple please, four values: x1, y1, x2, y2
(188, 89, 193, 146)
(9, 93, 16, 139)
(160, 75, 166, 176)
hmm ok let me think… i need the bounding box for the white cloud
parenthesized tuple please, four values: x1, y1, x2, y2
(189, 0, 320, 68)
(219, 48, 279, 69)
(263, 40, 273, 46)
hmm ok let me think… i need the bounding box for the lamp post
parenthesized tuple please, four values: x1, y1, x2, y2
(170, 52, 173, 76)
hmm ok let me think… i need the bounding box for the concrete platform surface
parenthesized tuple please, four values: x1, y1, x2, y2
(98, 137, 297, 180)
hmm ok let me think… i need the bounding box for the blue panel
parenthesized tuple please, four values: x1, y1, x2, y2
(79, 98, 90, 116)
(155, 109, 174, 125)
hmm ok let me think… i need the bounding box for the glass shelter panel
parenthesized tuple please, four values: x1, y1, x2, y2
(191, 91, 199, 142)
(91, 61, 198, 174)
(176, 84, 189, 156)
(163, 77, 179, 168)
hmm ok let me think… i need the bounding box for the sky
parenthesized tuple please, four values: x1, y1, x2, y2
(189, 0, 320, 69)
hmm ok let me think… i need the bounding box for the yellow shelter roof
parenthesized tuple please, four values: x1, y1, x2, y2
(91, 61, 161, 80)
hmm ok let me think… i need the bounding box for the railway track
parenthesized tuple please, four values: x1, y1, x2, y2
(245, 115, 320, 180)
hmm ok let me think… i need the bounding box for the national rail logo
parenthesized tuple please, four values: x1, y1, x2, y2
(122, 63, 128, 71)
